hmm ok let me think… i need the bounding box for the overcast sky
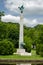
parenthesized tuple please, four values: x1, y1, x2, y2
(0, 0, 43, 27)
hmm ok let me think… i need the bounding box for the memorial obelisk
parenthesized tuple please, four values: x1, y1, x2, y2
(17, 5, 31, 56)
(17, 5, 25, 55)
(18, 5, 24, 49)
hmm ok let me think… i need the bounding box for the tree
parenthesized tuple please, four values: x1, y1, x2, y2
(0, 39, 14, 55)
(0, 22, 7, 39)
(36, 32, 43, 56)
(0, 22, 19, 48)
(0, 11, 4, 22)
(24, 36, 32, 52)
(6, 23, 19, 48)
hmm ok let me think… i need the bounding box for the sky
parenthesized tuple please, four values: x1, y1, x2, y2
(0, 0, 43, 27)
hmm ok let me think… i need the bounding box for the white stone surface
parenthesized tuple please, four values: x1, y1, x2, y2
(17, 49, 25, 53)
(17, 49, 31, 56)
(17, 63, 31, 65)
(20, 52, 31, 56)
(19, 13, 24, 48)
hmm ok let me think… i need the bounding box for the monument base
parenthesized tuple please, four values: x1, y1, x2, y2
(17, 49, 31, 56)
(17, 63, 31, 65)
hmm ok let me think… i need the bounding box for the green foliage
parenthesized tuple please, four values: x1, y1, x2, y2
(7, 23, 19, 48)
(0, 39, 14, 55)
(39, 44, 43, 57)
(24, 26, 36, 49)
(0, 21, 43, 56)
(36, 32, 43, 56)
(0, 22, 19, 48)
(24, 36, 32, 52)
(24, 25, 43, 55)
(36, 44, 43, 57)
(0, 11, 4, 22)
(36, 44, 40, 55)
(0, 22, 7, 39)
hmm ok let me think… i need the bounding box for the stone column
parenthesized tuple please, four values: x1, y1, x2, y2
(19, 13, 24, 48)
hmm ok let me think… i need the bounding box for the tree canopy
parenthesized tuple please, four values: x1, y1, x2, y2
(0, 21, 43, 54)
(0, 11, 4, 21)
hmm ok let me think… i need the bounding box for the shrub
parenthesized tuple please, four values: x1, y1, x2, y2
(36, 44, 43, 56)
(24, 36, 32, 53)
(24, 43, 31, 53)
(0, 39, 14, 55)
(39, 44, 43, 57)
(36, 44, 40, 55)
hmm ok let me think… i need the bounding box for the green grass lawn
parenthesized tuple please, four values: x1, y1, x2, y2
(0, 50, 43, 60)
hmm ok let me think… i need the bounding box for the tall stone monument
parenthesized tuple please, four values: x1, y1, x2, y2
(18, 5, 24, 49)
(17, 5, 25, 55)
(17, 5, 31, 56)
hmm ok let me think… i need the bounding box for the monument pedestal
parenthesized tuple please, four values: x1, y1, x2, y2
(17, 49, 31, 56)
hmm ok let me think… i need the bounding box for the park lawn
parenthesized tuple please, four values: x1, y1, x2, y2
(0, 50, 43, 60)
